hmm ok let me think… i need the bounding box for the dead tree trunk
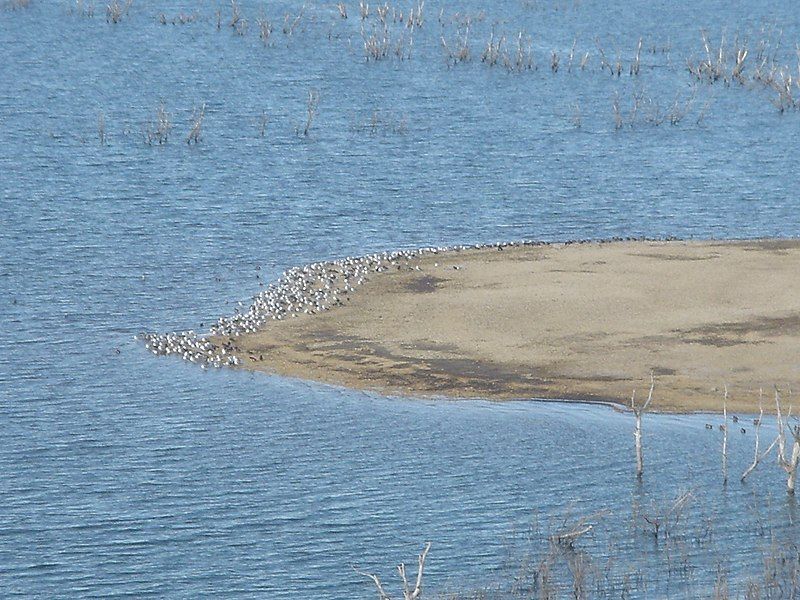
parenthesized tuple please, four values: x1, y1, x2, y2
(776, 390, 800, 494)
(788, 440, 800, 493)
(722, 386, 729, 485)
(631, 374, 655, 479)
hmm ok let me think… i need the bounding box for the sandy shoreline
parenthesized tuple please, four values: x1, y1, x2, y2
(209, 239, 800, 413)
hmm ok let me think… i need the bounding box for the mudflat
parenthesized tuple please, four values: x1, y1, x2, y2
(222, 240, 800, 413)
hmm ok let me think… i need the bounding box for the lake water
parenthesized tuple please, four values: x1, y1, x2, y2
(1, 0, 800, 597)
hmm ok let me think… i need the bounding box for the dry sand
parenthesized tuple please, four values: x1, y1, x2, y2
(219, 240, 800, 413)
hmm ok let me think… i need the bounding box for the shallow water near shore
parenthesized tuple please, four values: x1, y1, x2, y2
(2, 0, 800, 597)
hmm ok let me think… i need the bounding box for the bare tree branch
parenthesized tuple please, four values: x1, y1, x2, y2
(550, 510, 610, 548)
(642, 372, 655, 412)
(742, 390, 780, 482)
(354, 542, 432, 600)
(412, 542, 431, 600)
(398, 562, 410, 599)
(775, 388, 799, 494)
(640, 490, 693, 538)
(354, 566, 392, 600)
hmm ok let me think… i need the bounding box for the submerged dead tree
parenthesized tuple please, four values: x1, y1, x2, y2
(640, 490, 692, 539)
(631, 374, 655, 479)
(355, 542, 431, 600)
(303, 89, 320, 136)
(776, 390, 800, 494)
(741, 390, 779, 482)
(739, 388, 799, 492)
(550, 509, 610, 548)
(722, 386, 729, 485)
(186, 103, 206, 145)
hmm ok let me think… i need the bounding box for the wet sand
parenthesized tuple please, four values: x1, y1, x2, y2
(218, 240, 800, 413)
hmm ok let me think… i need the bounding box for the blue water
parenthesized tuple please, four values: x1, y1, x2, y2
(2, 0, 800, 597)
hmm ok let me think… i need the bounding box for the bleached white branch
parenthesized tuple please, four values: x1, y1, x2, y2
(354, 567, 392, 600)
(722, 386, 729, 484)
(413, 542, 431, 599)
(354, 542, 432, 600)
(775, 388, 799, 494)
(741, 391, 780, 482)
(641, 372, 655, 413)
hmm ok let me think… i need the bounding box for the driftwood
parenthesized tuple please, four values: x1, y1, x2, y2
(355, 542, 432, 600)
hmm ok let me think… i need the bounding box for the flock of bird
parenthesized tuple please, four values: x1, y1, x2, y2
(140, 236, 676, 369)
(706, 414, 753, 434)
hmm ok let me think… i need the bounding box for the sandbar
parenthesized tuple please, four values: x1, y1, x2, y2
(216, 240, 800, 413)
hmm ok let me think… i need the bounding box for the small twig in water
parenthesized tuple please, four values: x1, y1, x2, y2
(98, 111, 106, 145)
(186, 103, 206, 145)
(303, 89, 320, 136)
